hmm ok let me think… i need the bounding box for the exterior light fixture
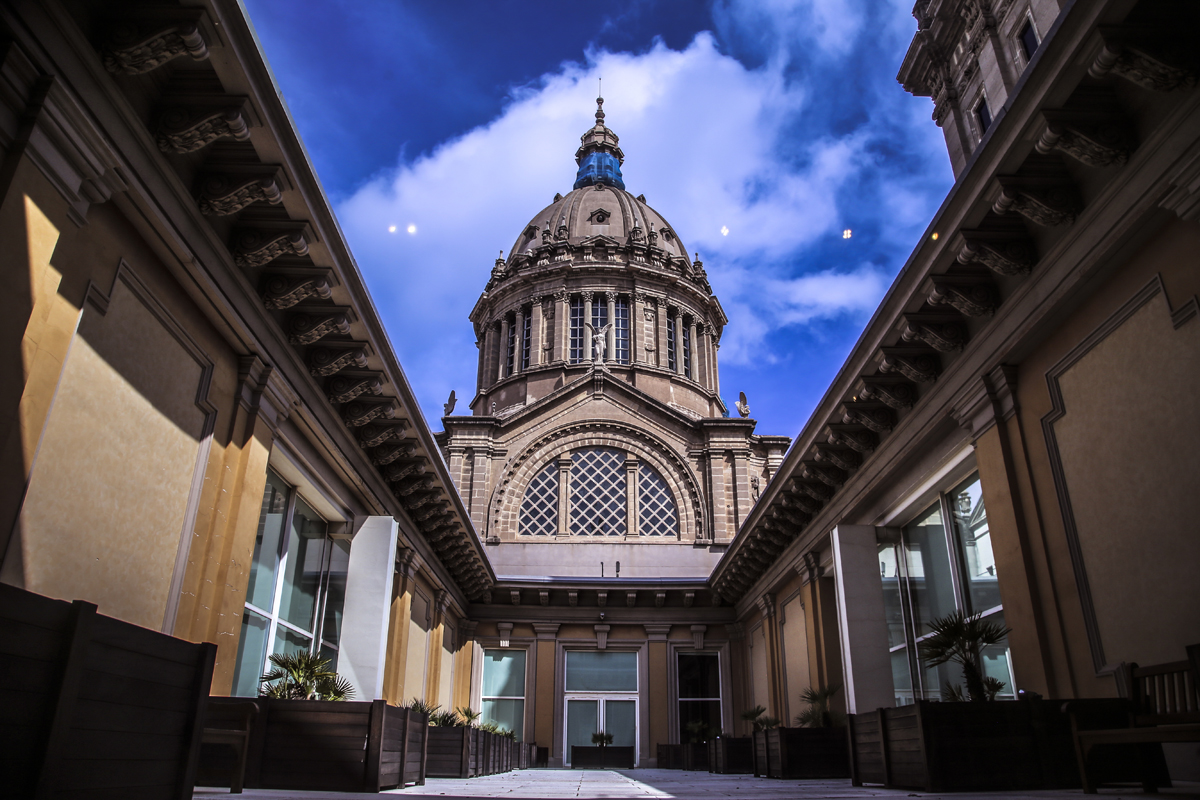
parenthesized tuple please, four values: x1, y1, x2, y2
(720, 225, 729, 236)
(406, 224, 417, 234)
(931, 232, 939, 241)
(843, 229, 852, 239)
(388, 225, 396, 233)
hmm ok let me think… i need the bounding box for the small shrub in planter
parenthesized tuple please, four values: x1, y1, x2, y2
(741, 705, 780, 777)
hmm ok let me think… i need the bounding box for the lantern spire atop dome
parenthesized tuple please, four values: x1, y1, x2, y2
(574, 94, 625, 190)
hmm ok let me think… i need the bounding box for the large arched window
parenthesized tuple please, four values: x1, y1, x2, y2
(517, 447, 679, 538)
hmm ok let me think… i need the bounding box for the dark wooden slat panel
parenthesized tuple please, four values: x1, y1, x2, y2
(54, 758, 183, 790)
(0, 616, 69, 659)
(81, 643, 198, 689)
(68, 697, 190, 735)
(77, 669, 195, 711)
(61, 728, 186, 761)
(0, 583, 73, 627)
(87, 616, 199, 666)
(56, 783, 178, 800)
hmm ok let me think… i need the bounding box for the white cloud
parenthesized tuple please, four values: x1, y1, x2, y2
(335, 1, 949, 425)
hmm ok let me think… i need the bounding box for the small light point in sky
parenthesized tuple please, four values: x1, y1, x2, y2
(720, 225, 729, 236)
(388, 225, 396, 233)
(406, 224, 417, 234)
(842, 229, 852, 239)
(931, 232, 939, 241)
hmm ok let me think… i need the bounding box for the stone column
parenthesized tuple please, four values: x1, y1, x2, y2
(382, 549, 417, 705)
(687, 318, 698, 381)
(625, 457, 639, 538)
(830, 524, 893, 714)
(712, 336, 722, 397)
(529, 297, 544, 368)
(582, 291, 594, 362)
(425, 590, 451, 704)
(553, 289, 568, 363)
(673, 311, 685, 375)
(707, 451, 727, 541)
(339, 516, 399, 700)
(556, 456, 572, 536)
(453, 620, 478, 711)
(605, 290, 616, 363)
(514, 307, 526, 373)
(655, 298, 669, 369)
(497, 316, 510, 381)
(757, 593, 785, 721)
(480, 323, 496, 390)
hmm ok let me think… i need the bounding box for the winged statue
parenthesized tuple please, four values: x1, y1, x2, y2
(735, 391, 750, 418)
(583, 322, 614, 363)
(443, 389, 456, 417)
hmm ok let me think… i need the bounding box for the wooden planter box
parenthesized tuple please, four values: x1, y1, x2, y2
(197, 698, 427, 791)
(0, 583, 215, 800)
(682, 742, 709, 771)
(656, 743, 684, 768)
(426, 728, 519, 778)
(761, 727, 849, 778)
(847, 699, 1111, 792)
(752, 730, 767, 776)
(707, 736, 753, 774)
(572, 745, 635, 768)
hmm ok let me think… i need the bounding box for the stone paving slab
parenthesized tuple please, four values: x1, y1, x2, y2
(196, 772, 1200, 800)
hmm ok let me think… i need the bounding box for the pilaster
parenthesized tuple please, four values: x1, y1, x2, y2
(687, 319, 698, 380)
(582, 291, 594, 362)
(625, 456, 639, 539)
(606, 290, 616, 362)
(514, 307, 526, 373)
(382, 548, 418, 705)
(529, 298, 543, 368)
(553, 289, 568, 363)
(655, 297, 668, 368)
(673, 311, 685, 375)
(497, 317, 510, 381)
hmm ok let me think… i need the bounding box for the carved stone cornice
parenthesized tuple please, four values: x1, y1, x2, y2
(859, 375, 918, 409)
(992, 175, 1081, 227)
(791, 478, 833, 502)
(237, 355, 298, 434)
(841, 401, 896, 433)
(1089, 27, 1197, 93)
(644, 623, 671, 641)
(901, 313, 968, 352)
(101, 10, 210, 75)
(261, 272, 332, 310)
(156, 99, 253, 153)
(826, 423, 877, 454)
(533, 623, 560, 640)
(196, 168, 284, 216)
(781, 488, 822, 515)
(927, 274, 999, 317)
(879, 346, 942, 383)
(756, 593, 775, 619)
(371, 441, 417, 466)
(813, 445, 861, 472)
(801, 461, 846, 488)
(308, 345, 369, 376)
(957, 229, 1036, 275)
(1035, 108, 1134, 168)
(382, 458, 424, 482)
(357, 420, 408, 448)
(326, 374, 383, 404)
(395, 475, 435, 497)
(288, 311, 350, 345)
(342, 398, 398, 427)
(232, 225, 310, 268)
(952, 363, 1019, 440)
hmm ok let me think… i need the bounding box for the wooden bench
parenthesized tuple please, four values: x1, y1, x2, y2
(1069, 644, 1200, 793)
(200, 701, 258, 793)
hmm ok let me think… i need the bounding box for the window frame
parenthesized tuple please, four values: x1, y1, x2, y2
(480, 647, 529, 740)
(1016, 11, 1040, 65)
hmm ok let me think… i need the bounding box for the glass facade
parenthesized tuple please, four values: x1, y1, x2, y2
(569, 297, 584, 363)
(564, 650, 638, 765)
(481, 649, 526, 740)
(232, 469, 349, 697)
(880, 472, 1014, 704)
(613, 297, 630, 363)
(678, 653, 721, 740)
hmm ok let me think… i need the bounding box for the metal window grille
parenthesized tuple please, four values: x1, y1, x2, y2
(682, 320, 692, 379)
(638, 463, 678, 537)
(570, 297, 584, 363)
(667, 312, 677, 372)
(519, 461, 559, 536)
(569, 448, 627, 536)
(521, 312, 532, 370)
(505, 318, 516, 375)
(614, 297, 630, 363)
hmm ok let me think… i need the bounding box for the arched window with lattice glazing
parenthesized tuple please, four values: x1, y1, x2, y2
(638, 462, 678, 537)
(519, 461, 558, 536)
(569, 448, 627, 536)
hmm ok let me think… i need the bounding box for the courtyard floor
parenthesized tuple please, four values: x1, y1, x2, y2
(195, 771, 1200, 800)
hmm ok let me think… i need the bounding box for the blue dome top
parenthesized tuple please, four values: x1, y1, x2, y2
(574, 150, 625, 190)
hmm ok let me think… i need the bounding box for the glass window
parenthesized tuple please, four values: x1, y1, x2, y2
(976, 97, 993, 134)
(505, 317, 516, 376)
(565, 650, 637, 692)
(231, 472, 348, 696)
(521, 312, 532, 370)
(605, 699, 637, 747)
(948, 474, 1000, 613)
(1019, 20, 1039, 60)
(682, 321, 692, 379)
(569, 296, 584, 363)
(569, 448, 627, 537)
(667, 311, 677, 371)
(613, 297, 630, 363)
(678, 653, 721, 740)
(519, 461, 559, 536)
(638, 463, 678, 537)
(902, 501, 957, 638)
(591, 299, 608, 338)
(566, 699, 599, 754)
(482, 649, 525, 740)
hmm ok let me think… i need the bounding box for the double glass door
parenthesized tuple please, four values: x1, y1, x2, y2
(566, 697, 637, 759)
(563, 650, 639, 766)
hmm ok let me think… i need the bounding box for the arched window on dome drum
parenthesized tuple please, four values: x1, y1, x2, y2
(569, 297, 584, 363)
(613, 297, 630, 363)
(570, 448, 626, 536)
(519, 461, 558, 536)
(682, 320, 692, 379)
(638, 462, 678, 537)
(521, 312, 532, 370)
(666, 309, 677, 372)
(505, 316, 516, 376)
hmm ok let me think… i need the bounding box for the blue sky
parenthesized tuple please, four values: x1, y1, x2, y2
(243, 0, 954, 438)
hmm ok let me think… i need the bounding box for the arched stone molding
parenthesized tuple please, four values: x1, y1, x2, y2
(488, 420, 704, 542)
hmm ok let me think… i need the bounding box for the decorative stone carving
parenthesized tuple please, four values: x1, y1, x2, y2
(992, 176, 1081, 227)
(358, 421, 408, 448)
(288, 312, 350, 345)
(102, 12, 209, 74)
(568, 591, 578, 607)
(1036, 109, 1134, 167)
(539, 591, 550, 606)
(197, 171, 283, 216)
(594, 624, 610, 649)
(782, 488, 821, 515)
(684, 592, 695, 608)
(554, 288, 570, 302)
(580, 290, 594, 303)
(814, 446, 861, 472)
(414, 502, 449, 522)
(383, 459, 424, 482)
(655, 592, 666, 608)
(792, 479, 832, 502)
(156, 103, 251, 153)
(957, 229, 1036, 275)
(510, 590, 522, 606)
(326, 374, 383, 404)
(232, 227, 309, 269)
(826, 424, 877, 453)
(927, 274, 999, 317)
(626, 591, 637, 608)
(1089, 27, 1197, 93)
(859, 376, 918, 409)
(901, 314, 968, 352)
(342, 398, 397, 427)
(879, 346, 942, 383)
(309, 346, 368, 376)
(372, 441, 416, 466)
(842, 402, 896, 433)
(404, 491, 440, 510)
(801, 462, 846, 488)
(261, 273, 332, 310)
(396, 475, 435, 497)
(597, 591, 608, 607)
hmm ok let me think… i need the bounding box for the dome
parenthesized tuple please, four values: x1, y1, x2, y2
(508, 184, 689, 261)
